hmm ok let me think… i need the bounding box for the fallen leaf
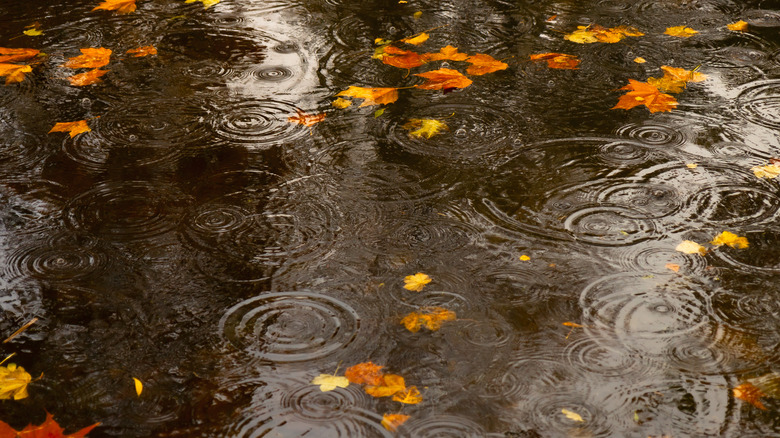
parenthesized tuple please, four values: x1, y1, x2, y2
(336, 86, 399, 107)
(414, 68, 472, 90)
(392, 386, 422, 404)
(665, 263, 681, 272)
(185, 0, 221, 8)
(466, 53, 509, 74)
(0, 63, 32, 85)
(49, 120, 91, 137)
(403, 118, 447, 138)
(62, 48, 112, 69)
(647, 65, 707, 93)
(734, 382, 766, 410)
(332, 98, 352, 109)
(413, 11, 422, 19)
(403, 272, 431, 291)
(530, 53, 580, 70)
(612, 79, 678, 113)
(311, 373, 350, 392)
(728, 20, 748, 31)
(374, 108, 385, 118)
(381, 413, 410, 432)
(401, 33, 429, 45)
(0, 48, 41, 63)
(93, 0, 136, 13)
(380, 46, 427, 69)
(686, 163, 698, 169)
(345, 362, 384, 385)
(126, 46, 157, 57)
(422, 45, 469, 62)
(665, 26, 698, 37)
(751, 163, 780, 179)
(0, 412, 99, 438)
(634, 57, 647, 63)
(67, 69, 108, 86)
(0, 363, 31, 400)
(710, 231, 748, 249)
(547, 15, 558, 22)
(23, 28, 43, 36)
(675, 240, 707, 255)
(564, 24, 643, 44)
(400, 307, 456, 332)
(288, 110, 326, 128)
(519, 254, 530, 261)
(561, 408, 585, 422)
(365, 373, 406, 397)
(562, 322, 583, 327)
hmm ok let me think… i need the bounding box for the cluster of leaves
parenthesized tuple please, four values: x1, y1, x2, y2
(612, 65, 707, 113)
(0, 48, 42, 84)
(676, 230, 749, 257)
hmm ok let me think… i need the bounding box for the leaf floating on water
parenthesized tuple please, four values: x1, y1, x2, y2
(126, 46, 157, 57)
(345, 362, 384, 385)
(0, 48, 41, 63)
(365, 373, 406, 397)
(562, 322, 583, 328)
(67, 69, 108, 86)
(49, 120, 91, 138)
(466, 53, 509, 75)
(401, 33, 429, 45)
(710, 231, 748, 249)
(422, 45, 469, 62)
(646, 66, 707, 93)
(414, 68, 472, 90)
(733, 382, 767, 410)
(93, 0, 136, 13)
(751, 163, 780, 179)
(665, 263, 681, 272)
(413, 11, 422, 19)
(519, 254, 530, 261)
(676, 240, 707, 255)
(634, 57, 647, 63)
(400, 307, 456, 332)
(311, 373, 350, 392)
(392, 386, 422, 404)
(62, 48, 112, 69)
(0, 412, 100, 437)
(380, 46, 427, 69)
(727, 20, 748, 31)
(403, 272, 431, 291)
(612, 79, 677, 113)
(133, 377, 143, 396)
(381, 413, 410, 431)
(0, 363, 32, 400)
(336, 86, 399, 107)
(664, 26, 698, 37)
(561, 408, 585, 422)
(23, 28, 43, 36)
(530, 53, 580, 70)
(0, 63, 32, 85)
(374, 108, 385, 118)
(403, 118, 447, 138)
(686, 163, 698, 169)
(564, 24, 643, 44)
(288, 110, 326, 128)
(185, 0, 221, 9)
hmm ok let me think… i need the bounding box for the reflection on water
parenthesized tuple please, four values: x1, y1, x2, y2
(0, 0, 779, 436)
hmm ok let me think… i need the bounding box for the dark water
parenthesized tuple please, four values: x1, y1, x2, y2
(1, 0, 780, 436)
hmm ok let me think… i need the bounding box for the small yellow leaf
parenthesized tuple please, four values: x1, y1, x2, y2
(561, 408, 585, 422)
(727, 20, 748, 31)
(686, 163, 698, 169)
(332, 98, 352, 109)
(711, 231, 749, 249)
(401, 33, 429, 45)
(519, 255, 530, 261)
(374, 108, 385, 118)
(751, 163, 780, 179)
(665, 263, 681, 272)
(48, 120, 91, 138)
(133, 377, 143, 396)
(413, 11, 422, 19)
(676, 240, 707, 255)
(311, 374, 350, 392)
(0, 363, 32, 400)
(634, 57, 646, 63)
(382, 413, 410, 432)
(23, 28, 43, 36)
(403, 118, 447, 138)
(185, 0, 220, 8)
(665, 26, 698, 37)
(403, 272, 431, 291)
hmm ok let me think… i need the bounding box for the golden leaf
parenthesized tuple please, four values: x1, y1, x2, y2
(332, 98, 352, 109)
(675, 240, 707, 255)
(646, 66, 708, 93)
(612, 79, 678, 113)
(288, 110, 326, 128)
(67, 69, 109, 86)
(734, 382, 766, 410)
(311, 373, 350, 392)
(466, 53, 509, 75)
(93, 0, 136, 13)
(403, 272, 431, 291)
(413, 11, 422, 19)
(561, 408, 585, 422)
(710, 231, 748, 249)
(400, 307, 456, 332)
(686, 163, 698, 169)
(185, 0, 221, 8)
(336, 86, 399, 107)
(0, 48, 40, 63)
(414, 68, 473, 90)
(727, 20, 748, 31)
(49, 120, 91, 138)
(381, 413, 410, 432)
(403, 118, 447, 139)
(0, 63, 32, 85)
(0, 363, 32, 400)
(422, 45, 469, 62)
(365, 373, 406, 397)
(401, 33, 429, 45)
(519, 254, 530, 261)
(392, 386, 422, 404)
(126, 46, 157, 57)
(634, 57, 647, 63)
(62, 47, 112, 69)
(751, 163, 780, 179)
(530, 53, 580, 70)
(564, 24, 643, 44)
(665, 26, 698, 37)
(133, 377, 143, 396)
(23, 28, 43, 36)
(345, 362, 384, 385)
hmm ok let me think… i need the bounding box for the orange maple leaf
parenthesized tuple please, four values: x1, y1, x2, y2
(0, 63, 32, 85)
(288, 110, 326, 128)
(49, 120, 92, 138)
(612, 79, 677, 113)
(93, 0, 137, 13)
(400, 307, 456, 332)
(0, 48, 40, 63)
(734, 383, 767, 410)
(422, 45, 469, 62)
(466, 53, 509, 75)
(380, 46, 427, 69)
(392, 386, 422, 404)
(67, 69, 108, 86)
(62, 48, 112, 69)
(345, 362, 385, 386)
(336, 86, 399, 107)
(126, 45, 157, 57)
(530, 53, 580, 70)
(414, 68, 472, 90)
(365, 373, 406, 397)
(381, 413, 410, 432)
(0, 412, 99, 438)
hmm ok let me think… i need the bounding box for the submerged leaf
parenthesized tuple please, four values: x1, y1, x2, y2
(403, 272, 431, 291)
(0, 363, 31, 400)
(49, 120, 91, 138)
(392, 386, 422, 404)
(710, 231, 748, 249)
(336, 86, 399, 107)
(126, 46, 157, 57)
(675, 240, 707, 255)
(67, 69, 108, 86)
(62, 47, 112, 69)
(0, 412, 99, 438)
(400, 307, 456, 332)
(561, 408, 585, 422)
(665, 26, 698, 37)
(403, 118, 447, 138)
(93, 0, 136, 13)
(311, 374, 350, 392)
(414, 68, 472, 90)
(734, 382, 766, 410)
(466, 53, 509, 75)
(612, 79, 677, 113)
(365, 374, 406, 397)
(345, 362, 384, 385)
(288, 110, 326, 128)
(381, 413, 410, 432)
(380, 46, 427, 69)
(530, 53, 579, 70)
(0, 63, 32, 85)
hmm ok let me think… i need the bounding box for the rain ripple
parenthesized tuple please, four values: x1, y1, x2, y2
(398, 415, 486, 437)
(208, 99, 310, 147)
(736, 80, 780, 130)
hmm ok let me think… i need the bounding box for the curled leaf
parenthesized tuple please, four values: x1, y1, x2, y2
(403, 272, 431, 291)
(133, 377, 143, 396)
(710, 231, 748, 249)
(401, 33, 429, 45)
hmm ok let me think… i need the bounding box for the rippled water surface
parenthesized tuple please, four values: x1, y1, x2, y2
(1, 0, 780, 436)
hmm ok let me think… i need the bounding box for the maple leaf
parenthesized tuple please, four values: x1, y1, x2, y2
(49, 120, 91, 138)
(345, 362, 384, 386)
(62, 48, 112, 69)
(126, 46, 157, 57)
(665, 26, 698, 37)
(752, 163, 780, 179)
(67, 69, 108, 86)
(93, 0, 136, 13)
(365, 373, 406, 397)
(0, 363, 31, 400)
(612, 79, 677, 113)
(185, 0, 221, 9)
(646, 66, 707, 93)
(676, 240, 707, 255)
(728, 20, 748, 31)
(311, 373, 350, 392)
(0, 48, 40, 63)
(331, 98, 351, 109)
(710, 231, 748, 249)
(288, 110, 326, 128)
(422, 45, 469, 62)
(466, 53, 509, 75)
(530, 53, 580, 70)
(414, 68, 472, 90)
(403, 272, 431, 291)
(0, 412, 99, 438)
(400, 307, 456, 332)
(381, 413, 410, 432)
(0, 64, 32, 85)
(392, 386, 422, 404)
(401, 33, 429, 45)
(380, 46, 427, 69)
(336, 86, 399, 107)
(561, 408, 585, 422)
(564, 24, 643, 44)
(403, 118, 447, 139)
(734, 383, 767, 410)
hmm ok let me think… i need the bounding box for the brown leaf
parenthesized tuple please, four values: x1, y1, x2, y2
(414, 68, 472, 90)
(93, 0, 136, 13)
(466, 53, 509, 75)
(49, 120, 92, 138)
(67, 69, 109, 86)
(344, 362, 384, 386)
(336, 86, 399, 107)
(612, 79, 678, 113)
(0, 63, 32, 85)
(126, 45, 157, 57)
(62, 48, 112, 69)
(530, 53, 580, 70)
(288, 110, 326, 128)
(0, 48, 40, 63)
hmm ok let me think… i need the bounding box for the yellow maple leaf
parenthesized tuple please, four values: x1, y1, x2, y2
(332, 98, 352, 109)
(401, 33, 429, 45)
(365, 374, 406, 397)
(381, 413, 410, 432)
(711, 231, 748, 249)
(0, 363, 32, 400)
(727, 20, 748, 31)
(665, 26, 698, 37)
(48, 120, 92, 138)
(336, 86, 399, 107)
(93, 0, 137, 13)
(403, 272, 431, 291)
(403, 118, 447, 139)
(422, 45, 469, 62)
(62, 47, 112, 69)
(392, 386, 422, 404)
(311, 373, 350, 392)
(676, 240, 707, 255)
(0, 63, 32, 85)
(400, 307, 456, 332)
(751, 163, 780, 179)
(561, 408, 585, 422)
(467, 53, 510, 75)
(185, 0, 220, 8)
